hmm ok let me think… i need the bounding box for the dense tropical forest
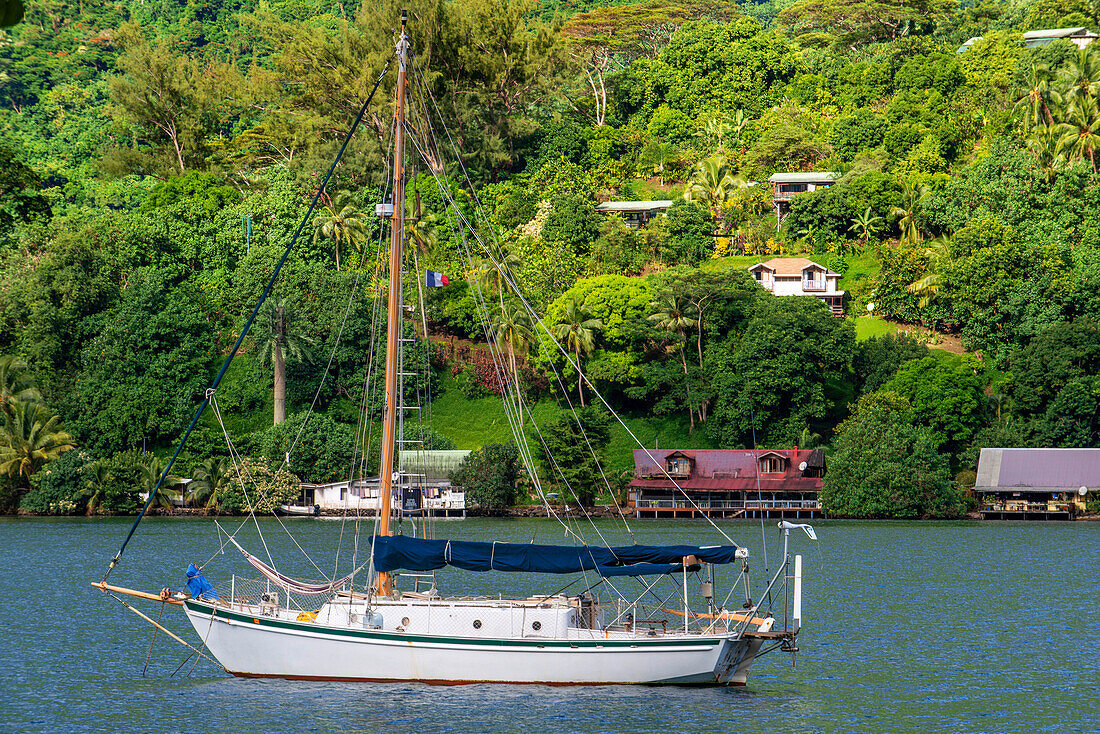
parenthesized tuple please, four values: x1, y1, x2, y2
(3, 0, 1100, 519)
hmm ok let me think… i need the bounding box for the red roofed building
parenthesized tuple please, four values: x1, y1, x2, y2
(629, 448, 824, 519)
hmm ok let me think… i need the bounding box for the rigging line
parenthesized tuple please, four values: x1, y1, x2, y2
(404, 77, 725, 544)
(401, 121, 589, 542)
(103, 55, 396, 580)
(748, 387, 769, 573)
(404, 131, 626, 552)
(332, 170, 393, 583)
(408, 74, 716, 544)
(209, 393, 278, 570)
(209, 387, 329, 578)
(347, 119, 397, 583)
(404, 143, 567, 536)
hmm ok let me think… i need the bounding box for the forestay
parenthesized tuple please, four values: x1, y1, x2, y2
(372, 535, 744, 577)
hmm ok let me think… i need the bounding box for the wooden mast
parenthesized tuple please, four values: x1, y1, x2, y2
(376, 11, 409, 597)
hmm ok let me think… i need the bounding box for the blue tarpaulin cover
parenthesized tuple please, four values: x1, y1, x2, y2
(185, 563, 220, 600)
(372, 535, 741, 577)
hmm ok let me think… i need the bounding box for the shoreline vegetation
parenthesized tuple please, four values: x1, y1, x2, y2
(5, 3, 1100, 521)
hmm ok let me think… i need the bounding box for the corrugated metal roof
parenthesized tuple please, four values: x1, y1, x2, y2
(768, 172, 839, 184)
(1022, 27, 1092, 39)
(632, 448, 823, 491)
(398, 450, 472, 480)
(975, 448, 1100, 491)
(595, 200, 674, 212)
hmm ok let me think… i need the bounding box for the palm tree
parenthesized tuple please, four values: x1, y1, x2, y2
(312, 191, 366, 272)
(1028, 123, 1064, 174)
(639, 140, 679, 187)
(1058, 46, 1100, 107)
(892, 180, 929, 247)
(907, 236, 952, 309)
(189, 456, 234, 512)
(552, 298, 602, 407)
(252, 299, 315, 425)
(684, 155, 740, 233)
(1014, 62, 1059, 131)
(1056, 95, 1100, 170)
(848, 207, 884, 246)
(141, 455, 184, 509)
(493, 301, 534, 425)
(480, 245, 523, 313)
(648, 295, 699, 428)
(0, 401, 74, 486)
(80, 461, 112, 516)
(0, 355, 41, 416)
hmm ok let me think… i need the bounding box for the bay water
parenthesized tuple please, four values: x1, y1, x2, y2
(1, 517, 1096, 734)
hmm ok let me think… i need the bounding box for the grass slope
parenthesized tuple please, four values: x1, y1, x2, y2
(428, 375, 714, 473)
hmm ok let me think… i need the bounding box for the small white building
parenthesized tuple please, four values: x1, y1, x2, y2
(747, 257, 844, 315)
(595, 200, 673, 229)
(959, 27, 1098, 52)
(1022, 27, 1098, 48)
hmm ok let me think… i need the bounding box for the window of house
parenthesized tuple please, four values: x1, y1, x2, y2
(779, 183, 807, 194)
(667, 458, 692, 476)
(759, 457, 784, 474)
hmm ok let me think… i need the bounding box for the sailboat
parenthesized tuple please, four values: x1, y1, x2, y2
(94, 12, 815, 686)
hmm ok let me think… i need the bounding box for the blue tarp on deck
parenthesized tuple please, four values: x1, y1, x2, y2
(371, 535, 741, 577)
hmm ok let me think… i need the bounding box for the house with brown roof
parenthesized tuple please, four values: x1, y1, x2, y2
(628, 448, 824, 519)
(747, 258, 844, 315)
(974, 448, 1096, 520)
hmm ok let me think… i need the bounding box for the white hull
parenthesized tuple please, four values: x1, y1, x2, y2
(184, 600, 767, 685)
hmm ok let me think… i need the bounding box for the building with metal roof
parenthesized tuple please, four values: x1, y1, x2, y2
(594, 200, 674, 229)
(974, 448, 1095, 519)
(629, 448, 823, 518)
(768, 172, 840, 226)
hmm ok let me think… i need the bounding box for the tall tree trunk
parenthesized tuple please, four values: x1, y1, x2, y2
(274, 342, 286, 425)
(679, 343, 694, 431)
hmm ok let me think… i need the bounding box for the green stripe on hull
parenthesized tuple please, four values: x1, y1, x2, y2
(185, 601, 725, 649)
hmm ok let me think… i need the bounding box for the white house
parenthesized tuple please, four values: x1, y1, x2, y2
(595, 200, 673, 229)
(959, 27, 1098, 52)
(747, 257, 844, 315)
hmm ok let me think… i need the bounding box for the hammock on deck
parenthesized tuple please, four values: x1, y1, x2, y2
(229, 538, 363, 596)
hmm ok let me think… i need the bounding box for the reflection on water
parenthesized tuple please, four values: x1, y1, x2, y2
(0, 517, 1096, 734)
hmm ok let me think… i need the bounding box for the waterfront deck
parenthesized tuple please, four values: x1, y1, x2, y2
(634, 500, 820, 520)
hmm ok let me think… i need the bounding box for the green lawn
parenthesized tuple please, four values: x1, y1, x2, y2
(851, 315, 899, 341)
(428, 374, 714, 473)
(839, 249, 882, 290)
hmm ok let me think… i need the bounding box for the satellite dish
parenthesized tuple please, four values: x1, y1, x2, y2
(798, 461, 808, 471)
(1079, 486, 1089, 496)
(866, 302, 875, 312)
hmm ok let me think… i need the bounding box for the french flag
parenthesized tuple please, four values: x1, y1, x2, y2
(426, 270, 449, 287)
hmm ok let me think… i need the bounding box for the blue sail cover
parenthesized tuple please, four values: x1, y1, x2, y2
(372, 535, 742, 577)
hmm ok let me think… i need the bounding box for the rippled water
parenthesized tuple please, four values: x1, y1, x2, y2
(1, 517, 1096, 734)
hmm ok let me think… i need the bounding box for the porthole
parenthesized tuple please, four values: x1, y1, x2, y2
(532, 621, 542, 631)
(473, 619, 482, 629)
(401, 617, 410, 626)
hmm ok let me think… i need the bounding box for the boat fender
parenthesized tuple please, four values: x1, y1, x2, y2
(758, 616, 775, 633)
(364, 611, 384, 629)
(297, 611, 318, 623)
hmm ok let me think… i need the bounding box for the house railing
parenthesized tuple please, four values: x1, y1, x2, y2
(802, 279, 826, 291)
(635, 499, 819, 510)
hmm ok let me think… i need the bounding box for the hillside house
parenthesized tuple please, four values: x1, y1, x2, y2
(959, 27, 1098, 52)
(595, 200, 673, 229)
(769, 172, 839, 225)
(974, 448, 1095, 520)
(747, 257, 844, 315)
(628, 448, 824, 518)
